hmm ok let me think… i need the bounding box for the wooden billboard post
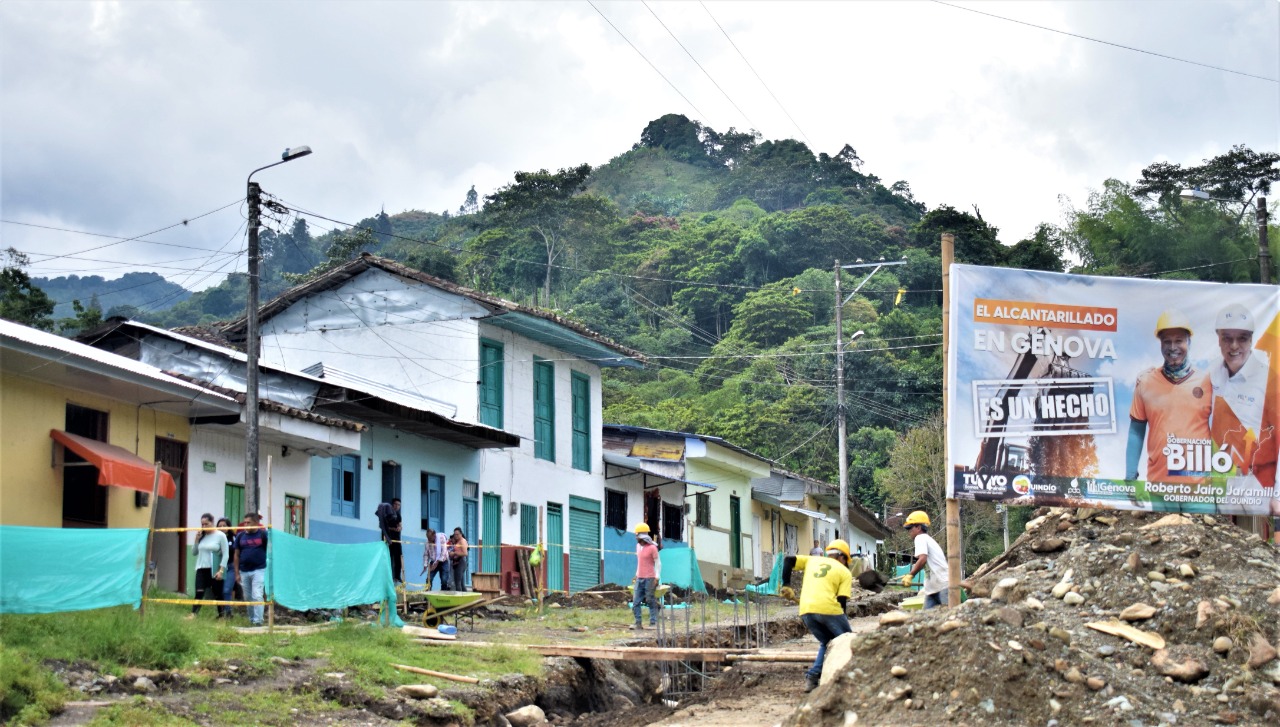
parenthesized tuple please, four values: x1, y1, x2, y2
(139, 463, 162, 620)
(942, 232, 962, 608)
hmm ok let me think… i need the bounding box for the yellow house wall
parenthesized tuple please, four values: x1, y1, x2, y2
(0, 371, 190, 527)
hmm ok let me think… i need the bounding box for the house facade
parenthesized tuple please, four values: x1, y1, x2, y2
(751, 469, 891, 576)
(1, 319, 240, 593)
(226, 255, 643, 593)
(601, 425, 771, 590)
(80, 319, 366, 592)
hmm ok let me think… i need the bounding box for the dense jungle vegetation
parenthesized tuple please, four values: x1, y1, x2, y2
(10, 114, 1276, 568)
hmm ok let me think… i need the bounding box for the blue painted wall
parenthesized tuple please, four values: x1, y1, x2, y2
(602, 528, 688, 585)
(309, 427, 482, 589)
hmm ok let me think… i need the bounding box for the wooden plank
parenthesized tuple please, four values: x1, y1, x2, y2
(725, 653, 816, 663)
(524, 645, 746, 662)
(401, 624, 457, 641)
(389, 662, 479, 684)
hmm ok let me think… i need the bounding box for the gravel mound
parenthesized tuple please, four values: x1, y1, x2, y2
(787, 508, 1280, 726)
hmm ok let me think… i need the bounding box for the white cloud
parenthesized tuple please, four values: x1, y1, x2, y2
(2, 0, 1275, 290)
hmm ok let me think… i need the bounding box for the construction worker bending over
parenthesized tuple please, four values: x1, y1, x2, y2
(900, 511, 949, 609)
(781, 539, 853, 693)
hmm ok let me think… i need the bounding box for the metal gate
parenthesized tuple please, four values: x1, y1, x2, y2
(482, 493, 502, 572)
(546, 503, 564, 592)
(568, 496, 600, 593)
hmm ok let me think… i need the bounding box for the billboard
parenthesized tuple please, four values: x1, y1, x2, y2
(946, 264, 1279, 516)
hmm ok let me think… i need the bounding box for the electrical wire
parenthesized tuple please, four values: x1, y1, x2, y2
(641, 0, 759, 132)
(586, 0, 710, 120)
(698, 0, 811, 145)
(2, 200, 243, 261)
(931, 0, 1278, 84)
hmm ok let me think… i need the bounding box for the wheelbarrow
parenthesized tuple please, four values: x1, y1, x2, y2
(418, 590, 501, 630)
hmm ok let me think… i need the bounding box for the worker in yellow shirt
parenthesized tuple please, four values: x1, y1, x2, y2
(780, 539, 853, 693)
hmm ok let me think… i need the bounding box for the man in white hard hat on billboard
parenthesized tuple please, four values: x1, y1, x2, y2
(1208, 303, 1279, 518)
(1209, 304, 1268, 476)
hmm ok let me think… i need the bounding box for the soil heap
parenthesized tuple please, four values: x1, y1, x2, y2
(787, 508, 1280, 726)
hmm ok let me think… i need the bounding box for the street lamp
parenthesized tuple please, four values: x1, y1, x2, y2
(1179, 188, 1272, 285)
(244, 146, 312, 517)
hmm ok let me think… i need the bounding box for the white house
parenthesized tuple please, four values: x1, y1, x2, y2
(224, 254, 644, 593)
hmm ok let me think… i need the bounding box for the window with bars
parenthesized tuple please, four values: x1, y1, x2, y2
(695, 492, 710, 528)
(604, 489, 627, 530)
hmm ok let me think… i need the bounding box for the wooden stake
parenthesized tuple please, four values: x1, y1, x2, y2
(389, 663, 480, 684)
(266, 455, 274, 634)
(941, 232, 962, 608)
(140, 463, 162, 620)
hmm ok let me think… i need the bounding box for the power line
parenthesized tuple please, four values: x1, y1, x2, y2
(698, 0, 811, 145)
(2, 200, 244, 261)
(586, 0, 710, 120)
(931, 0, 1278, 84)
(641, 0, 759, 132)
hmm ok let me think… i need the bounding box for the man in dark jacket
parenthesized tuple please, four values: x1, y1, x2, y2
(377, 499, 403, 584)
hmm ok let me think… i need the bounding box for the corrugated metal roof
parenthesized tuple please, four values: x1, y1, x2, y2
(1, 319, 238, 408)
(221, 254, 646, 368)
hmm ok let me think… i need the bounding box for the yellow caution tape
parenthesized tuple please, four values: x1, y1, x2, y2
(140, 596, 270, 606)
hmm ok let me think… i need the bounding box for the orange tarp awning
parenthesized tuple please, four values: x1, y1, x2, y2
(50, 429, 177, 499)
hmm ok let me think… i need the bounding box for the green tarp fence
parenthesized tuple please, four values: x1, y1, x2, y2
(270, 530, 403, 626)
(0, 526, 148, 614)
(658, 546, 707, 593)
(745, 552, 784, 595)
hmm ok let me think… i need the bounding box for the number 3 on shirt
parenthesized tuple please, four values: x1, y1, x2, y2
(814, 564, 831, 578)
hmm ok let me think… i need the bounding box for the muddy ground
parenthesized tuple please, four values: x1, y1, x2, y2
(39, 509, 1277, 726)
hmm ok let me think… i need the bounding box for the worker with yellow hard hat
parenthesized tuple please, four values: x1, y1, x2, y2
(780, 538, 853, 693)
(900, 511, 949, 609)
(1126, 309, 1212, 488)
(631, 523, 661, 629)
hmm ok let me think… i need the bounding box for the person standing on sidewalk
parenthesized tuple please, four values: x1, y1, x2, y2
(449, 527, 469, 591)
(187, 513, 228, 619)
(781, 539, 853, 692)
(233, 514, 269, 627)
(631, 523, 661, 629)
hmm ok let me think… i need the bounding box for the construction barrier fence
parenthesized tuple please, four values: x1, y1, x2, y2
(0, 524, 401, 626)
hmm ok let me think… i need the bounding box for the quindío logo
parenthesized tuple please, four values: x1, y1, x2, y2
(1012, 475, 1032, 495)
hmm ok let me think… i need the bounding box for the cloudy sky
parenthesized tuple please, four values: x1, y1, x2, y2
(2, 1, 1277, 294)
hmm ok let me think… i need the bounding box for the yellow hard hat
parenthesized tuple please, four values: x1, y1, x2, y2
(825, 539, 850, 558)
(634, 523, 651, 534)
(904, 511, 930, 528)
(1154, 310, 1193, 337)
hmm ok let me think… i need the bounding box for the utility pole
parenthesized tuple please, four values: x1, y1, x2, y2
(1257, 195, 1271, 285)
(834, 258, 903, 540)
(243, 146, 312, 518)
(835, 260, 847, 540)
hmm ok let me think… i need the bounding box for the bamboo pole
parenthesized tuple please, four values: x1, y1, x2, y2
(266, 454, 274, 634)
(389, 663, 480, 684)
(942, 232, 962, 608)
(139, 463, 162, 620)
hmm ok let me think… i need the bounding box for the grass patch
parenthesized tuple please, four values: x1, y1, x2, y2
(1, 606, 202, 671)
(185, 688, 344, 725)
(87, 697, 193, 726)
(0, 645, 68, 725)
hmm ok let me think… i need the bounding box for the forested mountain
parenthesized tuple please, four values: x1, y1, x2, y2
(32, 271, 190, 319)
(7, 115, 1275, 567)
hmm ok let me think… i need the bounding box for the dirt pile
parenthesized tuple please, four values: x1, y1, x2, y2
(787, 508, 1280, 726)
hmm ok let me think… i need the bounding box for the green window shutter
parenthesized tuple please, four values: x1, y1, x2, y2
(533, 358, 555, 462)
(225, 483, 245, 525)
(479, 340, 504, 428)
(570, 372, 590, 472)
(482, 493, 502, 572)
(520, 504, 538, 545)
